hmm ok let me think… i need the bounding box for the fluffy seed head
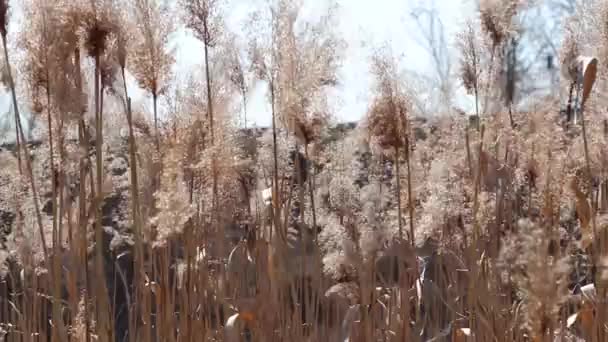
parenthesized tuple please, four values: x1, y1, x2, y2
(367, 50, 410, 150)
(367, 96, 409, 150)
(84, 17, 113, 57)
(479, 0, 521, 51)
(480, 8, 504, 49)
(457, 20, 482, 95)
(560, 23, 580, 83)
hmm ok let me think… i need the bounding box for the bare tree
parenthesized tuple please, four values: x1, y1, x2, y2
(409, 1, 453, 114)
(490, 0, 582, 106)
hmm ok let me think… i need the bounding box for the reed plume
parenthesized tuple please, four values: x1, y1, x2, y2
(130, 0, 174, 151)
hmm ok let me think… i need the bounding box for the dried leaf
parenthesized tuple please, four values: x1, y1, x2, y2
(579, 56, 598, 107)
(571, 177, 593, 248)
(580, 283, 597, 301)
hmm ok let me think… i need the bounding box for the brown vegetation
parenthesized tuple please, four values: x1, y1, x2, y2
(1, 0, 608, 341)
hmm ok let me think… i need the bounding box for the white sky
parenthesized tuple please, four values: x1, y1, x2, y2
(1, 0, 477, 142)
(171, 0, 476, 127)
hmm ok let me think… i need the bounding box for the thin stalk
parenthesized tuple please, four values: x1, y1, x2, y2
(579, 100, 598, 252)
(201, 17, 219, 224)
(465, 129, 473, 178)
(268, 74, 290, 333)
(581, 104, 593, 186)
(121, 64, 142, 342)
(470, 33, 479, 128)
(153, 92, 160, 152)
(580, 103, 602, 324)
(203, 25, 214, 145)
(13, 101, 22, 174)
(93, 54, 110, 342)
(57, 114, 67, 249)
(45, 68, 68, 342)
(394, 145, 403, 239)
(270, 82, 280, 240)
(242, 86, 248, 129)
(472, 125, 485, 242)
(1, 30, 49, 263)
(142, 244, 152, 342)
(40, 30, 62, 340)
(471, 38, 480, 131)
(295, 143, 304, 223)
(202, 17, 227, 327)
(566, 82, 575, 124)
(405, 134, 415, 246)
(39, 2, 57, 238)
(74, 46, 91, 342)
(184, 220, 195, 342)
(507, 38, 516, 128)
(304, 144, 317, 239)
(474, 84, 480, 131)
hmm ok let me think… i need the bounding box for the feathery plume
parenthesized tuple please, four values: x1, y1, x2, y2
(180, 0, 223, 47)
(130, 0, 174, 96)
(560, 22, 581, 84)
(367, 50, 410, 150)
(479, 0, 521, 51)
(457, 20, 482, 97)
(130, 0, 175, 146)
(81, 0, 120, 59)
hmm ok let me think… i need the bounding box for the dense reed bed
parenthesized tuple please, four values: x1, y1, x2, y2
(1, 0, 608, 341)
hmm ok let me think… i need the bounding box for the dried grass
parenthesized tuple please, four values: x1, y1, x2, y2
(2, 0, 608, 341)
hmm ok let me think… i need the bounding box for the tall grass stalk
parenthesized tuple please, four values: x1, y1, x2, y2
(1, 0, 48, 262)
